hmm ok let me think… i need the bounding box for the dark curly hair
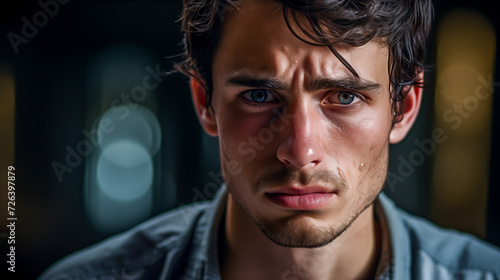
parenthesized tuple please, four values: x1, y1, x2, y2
(175, 0, 434, 122)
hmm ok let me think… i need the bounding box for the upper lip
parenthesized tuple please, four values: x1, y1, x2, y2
(266, 186, 334, 195)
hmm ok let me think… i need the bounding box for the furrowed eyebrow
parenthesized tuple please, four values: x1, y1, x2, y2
(226, 76, 288, 90)
(225, 75, 381, 93)
(310, 77, 381, 92)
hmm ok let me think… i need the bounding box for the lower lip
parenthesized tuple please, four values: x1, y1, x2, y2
(266, 193, 335, 210)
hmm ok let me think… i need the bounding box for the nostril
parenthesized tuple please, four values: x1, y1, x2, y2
(311, 160, 321, 167)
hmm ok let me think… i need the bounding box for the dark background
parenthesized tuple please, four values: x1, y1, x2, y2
(0, 0, 499, 279)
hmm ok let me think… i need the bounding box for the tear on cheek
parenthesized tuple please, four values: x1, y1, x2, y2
(337, 167, 346, 181)
(359, 163, 366, 172)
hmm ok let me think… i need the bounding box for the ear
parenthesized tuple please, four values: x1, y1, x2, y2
(190, 77, 218, 137)
(389, 71, 424, 144)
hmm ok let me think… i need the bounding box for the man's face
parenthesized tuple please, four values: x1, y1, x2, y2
(209, 0, 394, 248)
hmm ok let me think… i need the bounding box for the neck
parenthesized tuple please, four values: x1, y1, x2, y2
(220, 195, 381, 280)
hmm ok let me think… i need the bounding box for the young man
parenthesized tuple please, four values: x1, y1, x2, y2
(40, 0, 500, 279)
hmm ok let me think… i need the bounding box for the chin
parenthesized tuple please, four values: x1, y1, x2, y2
(254, 214, 349, 248)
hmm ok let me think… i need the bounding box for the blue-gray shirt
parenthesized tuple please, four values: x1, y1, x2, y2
(39, 185, 500, 279)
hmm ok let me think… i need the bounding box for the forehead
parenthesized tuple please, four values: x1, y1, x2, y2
(213, 0, 389, 85)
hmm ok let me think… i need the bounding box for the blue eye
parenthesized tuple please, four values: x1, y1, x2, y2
(338, 92, 355, 104)
(241, 89, 278, 103)
(324, 91, 362, 105)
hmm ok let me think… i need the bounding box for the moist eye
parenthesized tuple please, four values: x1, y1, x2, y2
(338, 92, 355, 104)
(252, 90, 268, 103)
(323, 90, 365, 107)
(241, 89, 278, 103)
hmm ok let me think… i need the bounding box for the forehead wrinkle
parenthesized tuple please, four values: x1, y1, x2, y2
(213, 0, 391, 99)
(299, 52, 363, 93)
(303, 51, 341, 84)
(271, 48, 294, 80)
(216, 0, 329, 82)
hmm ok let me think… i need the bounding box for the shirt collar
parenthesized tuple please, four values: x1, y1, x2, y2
(197, 184, 228, 279)
(192, 186, 407, 280)
(378, 192, 412, 280)
(374, 196, 394, 279)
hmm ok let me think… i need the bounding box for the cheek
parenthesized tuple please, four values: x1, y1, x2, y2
(332, 108, 391, 180)
(216, 108, 278, 172)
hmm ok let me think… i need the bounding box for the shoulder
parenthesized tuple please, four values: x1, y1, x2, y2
(396, 207, 500, 277)
(38, 201, 212, 280)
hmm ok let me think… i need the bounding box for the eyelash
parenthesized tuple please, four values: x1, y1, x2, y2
(238, 89, 366, 109)
(239, 89, 280, 108)
(323, 90, 366, 106)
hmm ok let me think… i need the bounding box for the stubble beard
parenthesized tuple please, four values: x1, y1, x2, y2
(229, 176, 382, 249)
(237, 194, 379, 248)
(224, 142, 389, 249)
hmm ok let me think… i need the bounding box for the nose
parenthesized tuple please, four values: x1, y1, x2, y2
(276, 100, 325, 169)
